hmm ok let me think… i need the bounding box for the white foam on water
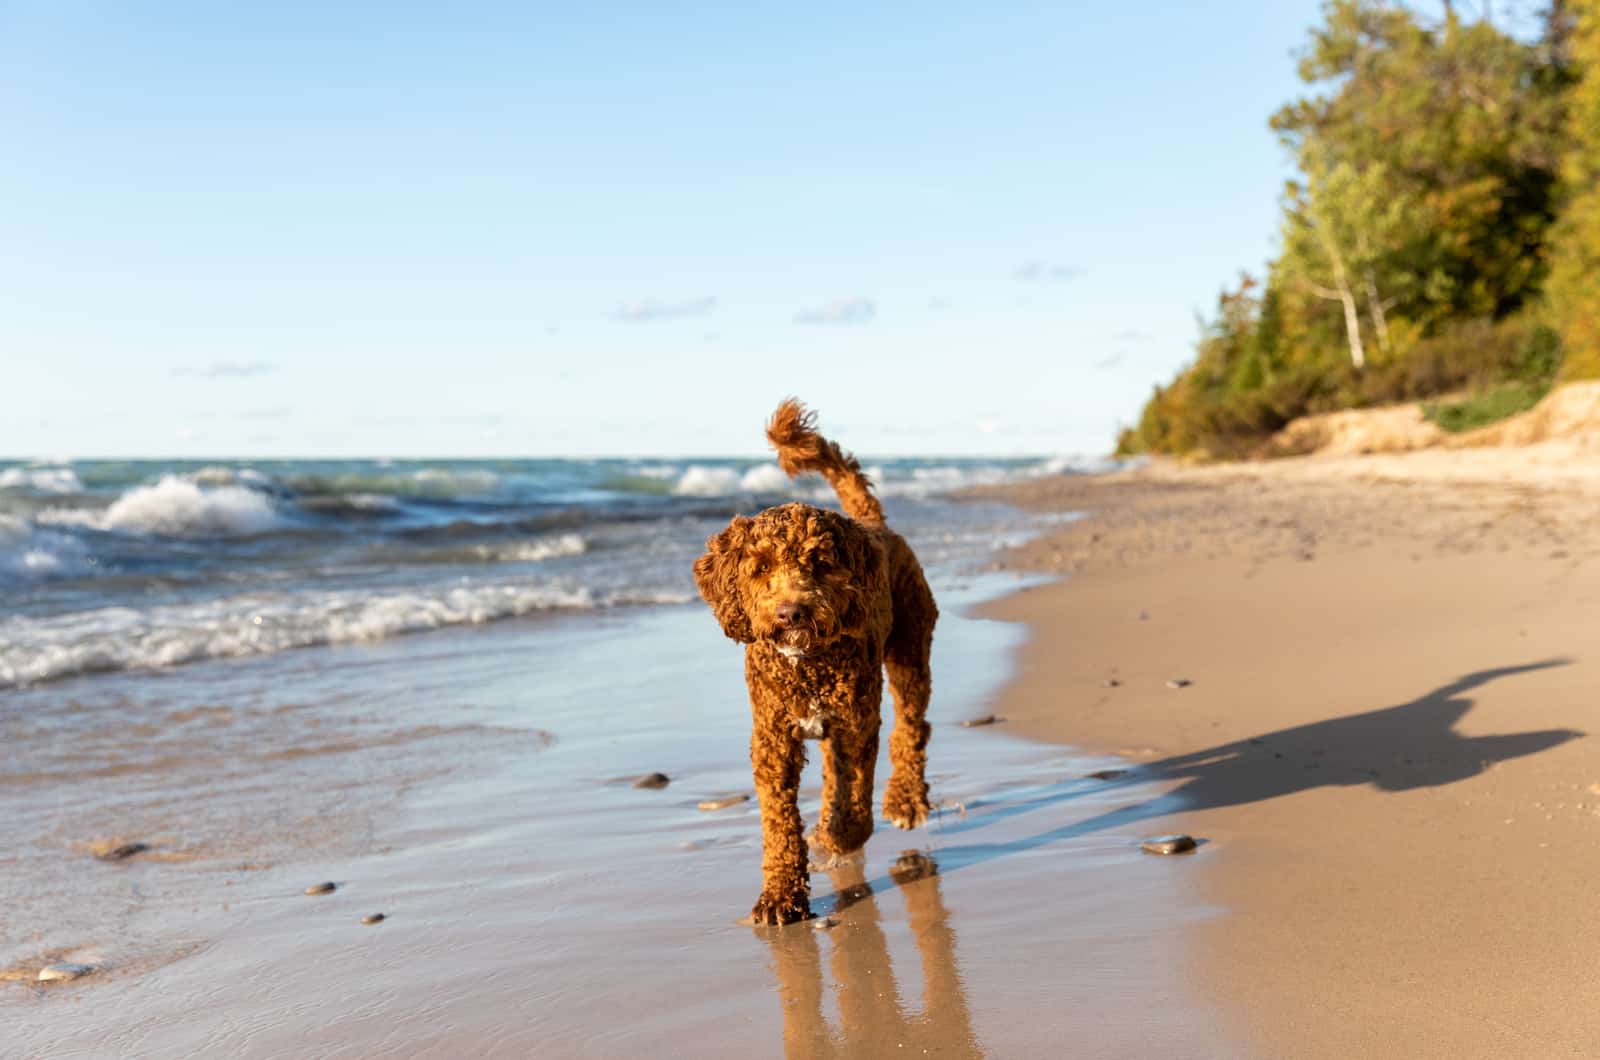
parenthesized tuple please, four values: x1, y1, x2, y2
(0, 514, 91, 582)
(0, 579, 693, 689)
(672, 466, 743, 496)
(668, 456, 1116, 501)
(0, 466, 84, 494)
(470, 533, 587, 563)
(38, 475, 285, 537)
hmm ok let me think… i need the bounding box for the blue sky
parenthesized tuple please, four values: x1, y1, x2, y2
(3, 1, 1329, 458)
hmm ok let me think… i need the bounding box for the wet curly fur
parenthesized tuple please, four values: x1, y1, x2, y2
(694, 400, 938, 925)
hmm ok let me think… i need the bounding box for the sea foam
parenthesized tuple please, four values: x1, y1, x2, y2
(0, 466, 83, 494)
(0, 515, 89, 582)
(40, 475, 285, 537)
(0, 579, 694, 689)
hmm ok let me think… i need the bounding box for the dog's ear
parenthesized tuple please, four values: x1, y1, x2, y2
(694, 518, 755, 644)
(833, 518, 885, 634)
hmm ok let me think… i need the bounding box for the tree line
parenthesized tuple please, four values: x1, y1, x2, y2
(1119, 0, 1600, 457)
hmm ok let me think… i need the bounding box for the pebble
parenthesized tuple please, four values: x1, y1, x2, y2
(37, 962, 94, 983)
(812, 917, 840, 931)
(1085, 769, 1128, 781)
(361, 913, 386, 925)
(633, 772, 671, 789)
(1102, 678, 1121, 688)
(697, 794, 750, 811)
(1140, 835, 1198, 855)
(959, 715, 999, 728)
(304, 881, 338, 895)
(1166, 678, 1192, 689)
(97, 842, 149, 862)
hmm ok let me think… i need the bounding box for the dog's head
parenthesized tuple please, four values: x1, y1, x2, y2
(693, 502, 883, 655)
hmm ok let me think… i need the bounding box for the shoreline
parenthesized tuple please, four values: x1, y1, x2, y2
(971, 450, 1600, 1057)
(4, 559, 1241, 1058)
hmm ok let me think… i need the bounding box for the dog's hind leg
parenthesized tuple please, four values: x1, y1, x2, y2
(883, 608, 935, 830)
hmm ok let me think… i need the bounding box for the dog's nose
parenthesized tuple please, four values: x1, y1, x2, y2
(775, 602, 805, 627)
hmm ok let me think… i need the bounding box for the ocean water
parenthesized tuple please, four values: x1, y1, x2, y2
(0, 455, 1103, 690)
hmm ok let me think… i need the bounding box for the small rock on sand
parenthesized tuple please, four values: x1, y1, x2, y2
(304, 881, 337, 896)
(1140, 835, 1198, 855)
(361, 913, 386, 925)
(1166, 678, 1192, 689)
(1085, 769, 1128, 781)
(1102, 678, 1121, 688)
(96, 842, 149, 862)
(37, 962, 94, 983)
(697, 794, 750, 811)
(633, 772, 671, 789)
(812, 917, 840, 931)
(959, 715, 1000, 728)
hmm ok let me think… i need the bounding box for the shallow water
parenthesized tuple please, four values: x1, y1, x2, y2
(3, 574, 1233, 1058)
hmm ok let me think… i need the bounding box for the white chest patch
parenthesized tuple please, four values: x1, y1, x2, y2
(796, 700, 828, 740)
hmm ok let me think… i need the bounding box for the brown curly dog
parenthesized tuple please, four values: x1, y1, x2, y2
(694, 399, 938, 925)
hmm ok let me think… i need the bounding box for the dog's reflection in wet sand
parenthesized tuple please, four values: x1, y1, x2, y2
(764, 853, 981, 1058)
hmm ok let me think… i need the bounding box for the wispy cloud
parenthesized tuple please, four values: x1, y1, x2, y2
(1014, 261, 1079, 282)
(612, 296, 717, 322)
(172, 360, 277, 379)
(1113, 329, 1152, 343)
(795, 296, 876, 325)
(1093, 352, 1127, 370)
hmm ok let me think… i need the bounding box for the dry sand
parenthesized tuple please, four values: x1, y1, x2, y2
(972, 445, 1600, 1058)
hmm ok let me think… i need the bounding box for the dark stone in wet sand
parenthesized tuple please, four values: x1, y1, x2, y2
(1086, 769, 1128, 781)
(361, 913, 386, 925)
(959, 715, 1000, 727)
(97, 842, 149, 862)
(304, 881, 338, 896)
(1102, 678, 1121, 688)
(37, 962, 94, 983)
(633, 772, 671, 789)
(812, 916, 840, 931)
(1141, 835, 1198, 855)
(1166, 678, 1192, 689)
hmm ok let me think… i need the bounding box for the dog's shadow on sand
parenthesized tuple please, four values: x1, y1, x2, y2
(924, 659, 1582, 875)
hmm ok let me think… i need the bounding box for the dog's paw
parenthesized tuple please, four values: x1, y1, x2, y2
(750, 889, 812, 926)
(883, 788, 931, 830)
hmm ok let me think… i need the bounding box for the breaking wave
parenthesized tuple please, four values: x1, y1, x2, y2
(0, 515, 90, 582)
(0, 580, 692, 689)
(39, 475, 286, 537)
(0, 466, 83, 494)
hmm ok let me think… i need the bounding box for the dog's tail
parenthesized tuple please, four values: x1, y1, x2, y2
(766, 398, 885, 526)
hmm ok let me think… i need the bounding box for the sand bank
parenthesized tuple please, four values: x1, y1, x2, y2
(973, 447, 1600, 1058)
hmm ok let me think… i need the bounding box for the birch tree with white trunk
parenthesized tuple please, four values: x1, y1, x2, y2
(1280, 142, 1411, 370)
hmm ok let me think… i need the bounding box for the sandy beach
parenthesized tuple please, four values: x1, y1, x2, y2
(974, 444, 1600, 1058)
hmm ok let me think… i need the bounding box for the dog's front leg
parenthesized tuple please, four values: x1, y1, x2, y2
(749, 678, 811, 925)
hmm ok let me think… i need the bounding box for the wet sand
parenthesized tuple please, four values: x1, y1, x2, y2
(4, 575, 1238, 1059)
(974, 450, 1600, 1058)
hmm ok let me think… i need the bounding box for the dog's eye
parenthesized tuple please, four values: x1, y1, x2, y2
(754, 561, 770, 575)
